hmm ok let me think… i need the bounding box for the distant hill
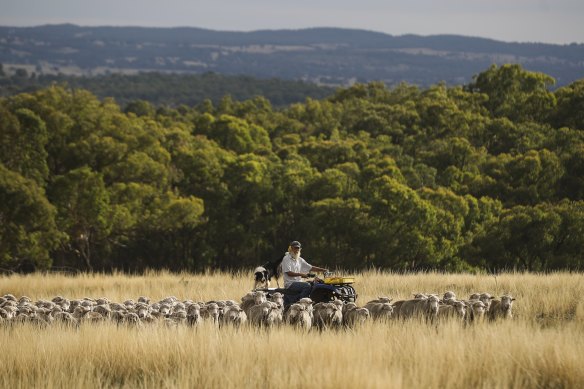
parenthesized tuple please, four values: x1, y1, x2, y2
(1, 24, 583, 87)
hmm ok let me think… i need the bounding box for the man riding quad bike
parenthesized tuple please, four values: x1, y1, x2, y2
(257, 240, 357, 308)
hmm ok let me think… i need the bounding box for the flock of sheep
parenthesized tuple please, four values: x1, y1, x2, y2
(0, 290, 515, 331)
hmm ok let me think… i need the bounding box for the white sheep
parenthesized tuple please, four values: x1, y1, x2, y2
(466, 300, 487, 324)
(186, 303, 202, 326)
(25, 314, 50, 327)
(158, 304, 172, 318)
(266, 302, 283, 327)
(80, 299, 96, 309)
(285, 303, 312, 330)
(1, 299, 17, 308)
(18, 296, 32, 306)
(83, 311, 107, 323)
(201, 302, 220, 324)
(343, 303, 370, 327)
(123, 312, 144, 328)
(479, 293, 495, 312)
(159, 296, 178, 306)
(297, 298, 314, 308)
(313, 301, 343, 329)
(364, 302, 394, 321)
(111, 310, 126, 324)
(295, 297, 314, 322)
(132, 303, 150, 319)
(109, 302, 127, 312)
(268, 292, 284, 309)
(248, 301, 281, 327)
(170, 310, 188, 324)
(397, 294, 440, 322)
(72, 305, 91, 320)
(221, 305, 247, 327)
(2, 294, 16, 303)
(35, 300, 54, 310)
(172, 302, 187, 313)
(241, 291, 267, 317)
(93, 305, 112, 318)
(214, 299, 238, 318)
(248, 301, 271, 326)
(36, 307, 54, 324)
(16, 305, 35, 317)
(56, 298, 71, 312)
(0, 307, 10, 320)
(95, 298, 110, 306)
(437, 301, 467, 322)
(488, 294, 515, 321)
(365, 297, 393, 305)
(53, 311, 78, 327)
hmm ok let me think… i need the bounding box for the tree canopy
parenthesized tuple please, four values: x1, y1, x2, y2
(1, 64, 583, 273)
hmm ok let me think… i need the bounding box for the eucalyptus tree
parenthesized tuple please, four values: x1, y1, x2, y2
(0, 164, 61, 269)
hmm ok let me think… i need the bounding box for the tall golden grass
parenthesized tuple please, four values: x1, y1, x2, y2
(1, 270, 583, 389)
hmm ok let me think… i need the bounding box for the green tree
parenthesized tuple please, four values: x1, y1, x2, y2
(209, 114, 271, 154)
(145, 194, 206, 271)
(467, 64, 556, 122)
(364, 176, 441, 269)
(0, 106, 49, 185)
(48, 167, 112, 270)
(466, 202, 584, 271)
(209, 153, 277, 268)
(550, 79, 584, 130)
(124, 99, 156, 117)
(476, 149, 563, 206)
(0, 164, 61, 269)
(308, 168, 360, 200)
(305, 197, 372, 269)
(558, 143, 584, 200)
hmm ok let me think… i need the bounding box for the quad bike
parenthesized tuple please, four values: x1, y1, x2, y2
(258, 271, 357, 306)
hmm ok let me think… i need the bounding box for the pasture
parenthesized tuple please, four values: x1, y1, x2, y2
(1, 270, 583, 389)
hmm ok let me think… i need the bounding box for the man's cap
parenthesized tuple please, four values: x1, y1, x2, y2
(290, 241, 302, 248)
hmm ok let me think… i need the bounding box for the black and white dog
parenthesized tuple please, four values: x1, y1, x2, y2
(253, 258, 283, 290)
(253, 266, 270, 290)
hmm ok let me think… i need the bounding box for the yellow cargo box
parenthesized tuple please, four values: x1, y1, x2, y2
(324, 276, 355, 285)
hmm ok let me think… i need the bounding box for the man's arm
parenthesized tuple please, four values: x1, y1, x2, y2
(309, 266, 328, 273)
(285, 271, 312, 278)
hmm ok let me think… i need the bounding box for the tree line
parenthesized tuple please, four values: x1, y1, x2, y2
(0, 67, 335, 107)
(1, 64, 583, 273)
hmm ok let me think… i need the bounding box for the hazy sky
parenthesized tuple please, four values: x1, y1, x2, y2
(1, 0, 583, 44)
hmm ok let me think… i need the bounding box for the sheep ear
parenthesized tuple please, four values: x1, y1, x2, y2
(490, 296, 495, 299)
(511, 298, 516, 301)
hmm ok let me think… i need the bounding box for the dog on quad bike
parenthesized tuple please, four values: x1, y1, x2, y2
(253, 258, 283, 289)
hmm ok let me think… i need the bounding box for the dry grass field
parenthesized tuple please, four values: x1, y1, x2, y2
(1, 270, 583, 389)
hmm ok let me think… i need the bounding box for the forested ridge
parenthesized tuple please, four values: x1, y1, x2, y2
(2, 24, 584, 88)
(0, 69, 335, 108)
(1, 64, 584, 273)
